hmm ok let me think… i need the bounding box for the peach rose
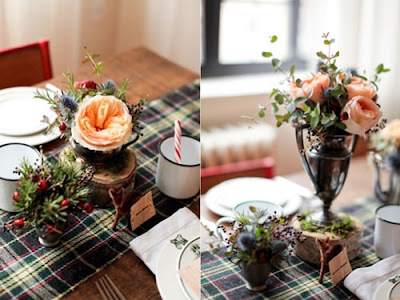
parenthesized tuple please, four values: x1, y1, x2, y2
(381, 119, 400, 145)
(341, 95, 381, 136)
(289, 72, 330, 104)
(71, 95, 132, 151)
(345, 77, 376, 100)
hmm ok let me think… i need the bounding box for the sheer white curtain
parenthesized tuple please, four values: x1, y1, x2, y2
(0, 0, 200, 75)
(298, 0, 400, 120)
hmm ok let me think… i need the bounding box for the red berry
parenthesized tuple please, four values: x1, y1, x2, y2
(60, 199, 70, 208)
(36, 179, 47, 192)
(78, 201, 85, 209)
(85, 203, 94, 213)
(59, 122, 67, 132)
(81, 80, 96, 90)
(13, 192, 20, 202)
(46, 224, 55, 232)
(341, 112, 349, 121)
(73, 81, 82, 89)
(29, 173, 40, 183)
(13, 218, 25, 227)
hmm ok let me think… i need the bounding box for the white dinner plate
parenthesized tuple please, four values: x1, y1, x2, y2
(204, 176, 309, 217)
(176, 237, 200, 300)
(156, 226, 200, 300)
(373, 275, 400, 300)
(0, 123, 61, 147)
(205, 177, 288, 210)
(0, 87, 57, 136)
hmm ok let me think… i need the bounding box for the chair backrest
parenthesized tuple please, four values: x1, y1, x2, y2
(201, 157, 275, 194)
(0, 39, 52, 89)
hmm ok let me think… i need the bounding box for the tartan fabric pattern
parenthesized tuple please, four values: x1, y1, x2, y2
(201, 197, 380, 300)
(0, 81, 200, 299)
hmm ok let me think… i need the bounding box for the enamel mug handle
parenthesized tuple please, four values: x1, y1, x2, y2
(215, 216, 234, 242)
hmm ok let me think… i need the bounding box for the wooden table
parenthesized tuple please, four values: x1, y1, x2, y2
(201, 155, 376, 224)
(35, 47, 199, 300)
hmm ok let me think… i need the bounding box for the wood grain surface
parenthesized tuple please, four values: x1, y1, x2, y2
(33, 47, 199, 300)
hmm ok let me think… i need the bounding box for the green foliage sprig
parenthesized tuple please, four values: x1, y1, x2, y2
(211, 207, 302, 265)
(4, 153, 94, 234)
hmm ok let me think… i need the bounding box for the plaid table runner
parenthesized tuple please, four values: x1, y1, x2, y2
(0, 81, 200, 299)
(201, 197, 381, 300)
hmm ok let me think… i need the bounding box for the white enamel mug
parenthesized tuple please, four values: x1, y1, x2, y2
(0, 143, 40, 212)
(374, 205, 400, 259)
(215, 200, 284, 241)
(156, 136, 200, 199)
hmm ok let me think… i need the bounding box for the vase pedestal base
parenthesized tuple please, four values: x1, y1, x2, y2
(292, 214, 363, 265)
(60, 146, 137, 207)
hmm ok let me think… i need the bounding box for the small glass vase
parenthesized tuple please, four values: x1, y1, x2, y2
(240, 261, 271, 292)
(35, 223, 65, 248)
(373, 149, 400, 204)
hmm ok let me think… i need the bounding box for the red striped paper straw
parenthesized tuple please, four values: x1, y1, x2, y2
(174, 120, 182, 163)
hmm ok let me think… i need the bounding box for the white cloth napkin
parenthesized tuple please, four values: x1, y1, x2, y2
(129, 207, 199, 274)
(344, 254, 400, 300)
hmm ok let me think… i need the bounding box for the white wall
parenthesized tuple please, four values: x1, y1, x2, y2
(0, 0, 200, 75)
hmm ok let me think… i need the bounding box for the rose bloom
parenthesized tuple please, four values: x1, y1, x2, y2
(71, 95, 132, 151)
(381, 119, 400, 145)
(290, 72, 330, 104)
(341, 95, 381, 136)
(345, 76, 376, 100)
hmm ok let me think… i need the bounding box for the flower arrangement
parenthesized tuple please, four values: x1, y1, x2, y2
(216, 207, 302, 264)
(371, 119, 400, 172)
(35, 48, 146, 152)
(255, 33, 389, 144)
(4, 153, 94, 241)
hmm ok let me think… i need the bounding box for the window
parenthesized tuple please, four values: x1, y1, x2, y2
(202, 0, 306, 77)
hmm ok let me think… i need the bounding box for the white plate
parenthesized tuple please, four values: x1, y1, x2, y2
(0, 87, 57, 136)
(373, 275, 400, 300)
(206, 177, 288, 210)
(176, 237, 200, 300)
(204, 177, 308, 217)
(0, 124, 61, 147)
(156, 226, 200, 300)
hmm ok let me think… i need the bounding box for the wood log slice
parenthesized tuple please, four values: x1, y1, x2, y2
(292, 214, 364, 265)
(60, 146, 137, 207)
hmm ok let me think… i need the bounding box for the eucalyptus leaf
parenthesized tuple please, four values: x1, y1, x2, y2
(262, 51, 273, 58)
(287, 102, 296, 113)
(270, 35, 278, 43)
(290, 65, 295, 76)
(311, 116, 319, 129)
(272, 58, 281, 69)
(275, 94, 284, 104)
(271, 103, 279, 114)
(316, 51, 328, 59)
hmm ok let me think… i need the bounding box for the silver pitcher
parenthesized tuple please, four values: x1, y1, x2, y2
(373, 151, 400, 204)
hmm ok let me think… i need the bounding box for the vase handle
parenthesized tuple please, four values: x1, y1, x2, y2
(121, 132, 140, 150)
(295, 125, 320, 193)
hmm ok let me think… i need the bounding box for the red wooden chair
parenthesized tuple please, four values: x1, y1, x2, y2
(0, 39, 52, 89)
(201, 157, 275, 194)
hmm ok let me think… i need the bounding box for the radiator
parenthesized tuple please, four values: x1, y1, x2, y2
(201, 122, 277, 168)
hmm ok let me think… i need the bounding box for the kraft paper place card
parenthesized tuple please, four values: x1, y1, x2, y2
(329, 246, 352, 286)
(130, 191, 156, 231)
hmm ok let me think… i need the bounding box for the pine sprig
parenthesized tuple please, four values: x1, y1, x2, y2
(8, 153, 93, 234)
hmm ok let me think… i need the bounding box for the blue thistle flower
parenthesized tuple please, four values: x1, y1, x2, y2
(237, 232, 256, 252)
(59, 93, 78, 113)
(102, 80, 116, 90)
